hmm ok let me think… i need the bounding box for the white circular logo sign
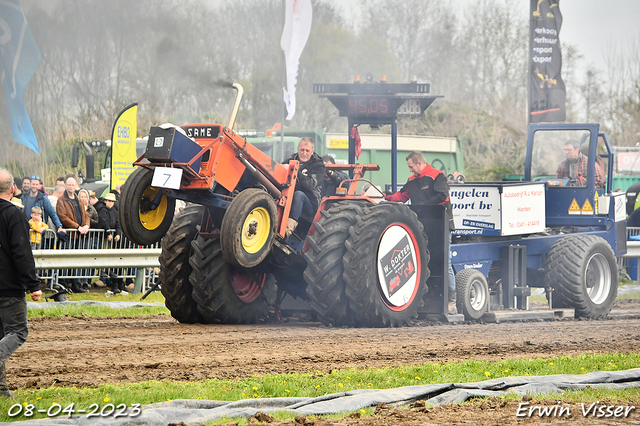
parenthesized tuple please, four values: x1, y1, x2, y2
(376, 224, 419, 307)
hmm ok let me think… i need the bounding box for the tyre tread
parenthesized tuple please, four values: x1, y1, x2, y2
(545, 234, 618, 319)
(343, 203, 430, 327)
(190, 235, 269, 324)
(159, 204, 204, 323)
(303, 202, 364, 326)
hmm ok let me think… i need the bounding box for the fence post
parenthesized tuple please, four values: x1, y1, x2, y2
(134, 268, 145, 295)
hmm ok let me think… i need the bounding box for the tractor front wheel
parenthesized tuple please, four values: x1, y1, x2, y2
(190, 235, 272, 323)
(343, 203, 430, 327)
(120, 167, 175, 245)
(220, 189, 278, 269)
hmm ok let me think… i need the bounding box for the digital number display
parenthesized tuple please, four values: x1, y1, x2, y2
(348, 97, 390, 115)
(397, 99, 422, 116)
(326, 95, 416, 118)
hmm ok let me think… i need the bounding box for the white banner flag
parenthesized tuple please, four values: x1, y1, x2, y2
(280, 0, 312, 121)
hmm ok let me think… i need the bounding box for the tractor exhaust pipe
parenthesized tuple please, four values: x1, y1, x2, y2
(228, 83, 244, 130)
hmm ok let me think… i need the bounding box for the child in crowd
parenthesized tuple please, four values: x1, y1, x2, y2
(28, 206, 49, 247)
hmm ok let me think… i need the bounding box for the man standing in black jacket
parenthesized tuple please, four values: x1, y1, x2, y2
(282, 138, 325, 237)
(384, 152, 457, 315)
(0, 168, 42, 399)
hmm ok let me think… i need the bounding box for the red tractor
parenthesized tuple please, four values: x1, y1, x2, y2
(119, 84, 435, 326)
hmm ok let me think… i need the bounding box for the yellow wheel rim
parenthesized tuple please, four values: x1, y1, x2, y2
(241, 207, 271, 254)
(140, 187, 168, 230)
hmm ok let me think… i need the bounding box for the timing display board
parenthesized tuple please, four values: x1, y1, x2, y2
(315, 78, 443, 191)
(313, 81, 441, 120)
(327, 96, 406, 119)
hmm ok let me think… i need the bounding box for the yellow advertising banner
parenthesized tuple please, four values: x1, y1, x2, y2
(328, 137, 348, 149)
(110, 103, 138, 189)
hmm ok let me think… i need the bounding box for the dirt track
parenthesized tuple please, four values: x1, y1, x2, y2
(7, 299, 640, 424)
(10, 300, 640, 389)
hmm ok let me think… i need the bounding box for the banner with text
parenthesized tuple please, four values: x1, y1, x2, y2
(451, 183, 546, 236)
(529, 0, 565, 123)
(110, 103, 138, 190)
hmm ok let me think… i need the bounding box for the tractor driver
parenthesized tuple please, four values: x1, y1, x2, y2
(283, 138, 325, 238)
(384, 151, 457, 315)
(556, 139, 604, 188)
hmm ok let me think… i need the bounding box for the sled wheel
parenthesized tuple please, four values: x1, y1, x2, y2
(455, 269, 489, 320)
(344, 203, 429, 327)
(190, 235, 271, 323)
(220, 188, 278, 268)
(303, 201, 365, 326)
(545, 234, 618, 319)
(159, 204, 204, 323)
(119, 167, 175, 245)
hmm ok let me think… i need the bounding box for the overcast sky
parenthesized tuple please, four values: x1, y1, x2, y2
(559, 0, 640, 70)
(326, 0, 640, 78)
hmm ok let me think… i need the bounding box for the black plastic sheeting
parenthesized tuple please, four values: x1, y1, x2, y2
(10, 368, 640, 425)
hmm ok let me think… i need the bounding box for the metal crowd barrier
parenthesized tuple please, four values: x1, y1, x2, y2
(30, 228, 161, 294)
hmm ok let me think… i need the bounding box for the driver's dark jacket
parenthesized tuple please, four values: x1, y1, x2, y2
(283, 152, 325, 212)
(385, 163, 454, 230)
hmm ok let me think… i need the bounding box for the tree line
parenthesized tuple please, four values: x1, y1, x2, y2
(0, 0, 637, 182)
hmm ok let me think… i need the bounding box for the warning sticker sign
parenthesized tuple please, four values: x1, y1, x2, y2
(379, 235, 416, 298)
(581, 198, 594, 215)
(568, 198, 581, 215)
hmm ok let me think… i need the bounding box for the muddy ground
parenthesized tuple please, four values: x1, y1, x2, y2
(7, 298, 640, 425)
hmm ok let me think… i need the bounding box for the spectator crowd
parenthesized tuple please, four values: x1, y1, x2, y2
(9, 174, 133, 295)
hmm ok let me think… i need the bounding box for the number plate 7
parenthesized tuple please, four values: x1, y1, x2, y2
(151, 167, 183, 190)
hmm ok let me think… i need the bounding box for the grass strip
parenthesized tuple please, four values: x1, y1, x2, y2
(26, 284, 638, 318)
(27, 291, 169, 318)
(2, 352, 639, 422)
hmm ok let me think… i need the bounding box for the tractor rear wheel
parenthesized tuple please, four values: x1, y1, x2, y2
(120, 167, 175, 245)
(220, 189, 278, 268)
(159, 204, 204, 323)
(545, 234, 618, 319)
(190, 235, 271, 323)
(455, 269, 489, 320)
(344, 203, 430, 327)
(303, 201, 364, 326)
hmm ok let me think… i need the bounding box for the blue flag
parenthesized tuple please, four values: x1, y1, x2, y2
(0, 0, 41, 153)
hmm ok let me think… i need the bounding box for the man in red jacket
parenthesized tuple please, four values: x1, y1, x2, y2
(0, 168, 42, 399)
(385, 151, 457, 314)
